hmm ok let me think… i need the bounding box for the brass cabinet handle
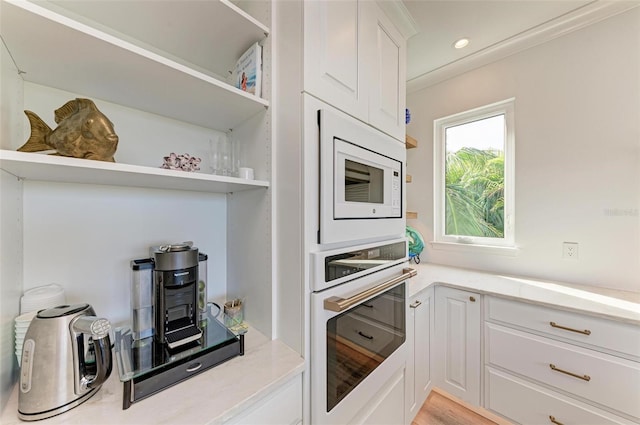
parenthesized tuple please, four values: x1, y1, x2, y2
(410, 300, 422, 309)
(324, 268, 417, 312)
(549, 364, 591, 382)
(469, 296, 476, 302)
(550, 321, 591, 335)
(549, 415, 564, 425)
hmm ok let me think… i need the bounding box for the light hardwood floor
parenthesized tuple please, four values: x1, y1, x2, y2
(413, 391, 499, 425)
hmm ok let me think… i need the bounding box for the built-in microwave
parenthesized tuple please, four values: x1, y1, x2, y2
(318, 108, 406, 245)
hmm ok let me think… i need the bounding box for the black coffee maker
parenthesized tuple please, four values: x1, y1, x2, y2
(151, 242, 203, 349)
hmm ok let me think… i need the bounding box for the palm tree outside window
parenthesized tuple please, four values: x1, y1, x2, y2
(434, 99, 515, 248)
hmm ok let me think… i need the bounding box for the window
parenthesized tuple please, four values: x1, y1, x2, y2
(434, 99, 515, 249)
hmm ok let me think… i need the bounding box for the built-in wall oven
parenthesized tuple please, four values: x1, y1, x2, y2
(311, 239, 415, 424)
(318, 108, 406, 246)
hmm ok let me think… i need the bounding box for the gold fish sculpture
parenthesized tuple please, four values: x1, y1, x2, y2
(17, 98, 118, 162)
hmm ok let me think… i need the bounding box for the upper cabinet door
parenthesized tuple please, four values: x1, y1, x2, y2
(364, 2, 407, 142)
(303, 0, 368, 121)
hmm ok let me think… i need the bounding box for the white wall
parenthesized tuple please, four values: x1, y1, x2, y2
(22, 181, 227, 326)
(406, 8, 640, 293)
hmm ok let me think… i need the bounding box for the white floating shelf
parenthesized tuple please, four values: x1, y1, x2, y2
(0, 150, 269, 194)
(1, 0, 269, 131)
(48, 0, 269, 79)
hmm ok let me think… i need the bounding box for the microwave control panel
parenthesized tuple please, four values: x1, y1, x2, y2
(392, 170, 401, 215)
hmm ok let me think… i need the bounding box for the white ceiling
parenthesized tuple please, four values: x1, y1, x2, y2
(401, 0, 639, 92)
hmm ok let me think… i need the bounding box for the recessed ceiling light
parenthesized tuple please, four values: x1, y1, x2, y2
(453, 38, 470, 49)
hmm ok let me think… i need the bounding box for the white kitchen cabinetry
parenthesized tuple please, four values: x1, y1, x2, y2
(303, 0, 406, 141)
(0, 0, 276, 405)
(365, 2, 407, 142)
(484, 296, 640, 424)
(0, 0, 270, 191)
(1, 0, 269, 130)
(224, 374, 302, 425)
(303, 0, 366, 122)
(434, 286, 482, 405)
(406, 286, 433, 422)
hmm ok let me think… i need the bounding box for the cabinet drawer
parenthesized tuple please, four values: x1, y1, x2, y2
(486, 323, 640, 419)
(486, 367, 637, 425)
(486, 296, 640, 359)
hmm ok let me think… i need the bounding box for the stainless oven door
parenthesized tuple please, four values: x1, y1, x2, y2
(311, 265, 416, 425)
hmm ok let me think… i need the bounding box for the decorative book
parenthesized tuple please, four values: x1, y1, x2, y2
(233, 42, 262, 97)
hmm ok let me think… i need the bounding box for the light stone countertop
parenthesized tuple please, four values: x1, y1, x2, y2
(4, 264, 637, 424)
(1, 328, 304, 425)
(408, 263, 640, 325)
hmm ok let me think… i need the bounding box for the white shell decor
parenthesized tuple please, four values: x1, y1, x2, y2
(161, 152, 201, 172)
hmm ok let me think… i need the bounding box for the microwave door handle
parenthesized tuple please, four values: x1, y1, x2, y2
(324, 268, 417, 312)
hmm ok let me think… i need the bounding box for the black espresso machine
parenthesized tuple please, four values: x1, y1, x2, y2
(130, 242, 207, 349)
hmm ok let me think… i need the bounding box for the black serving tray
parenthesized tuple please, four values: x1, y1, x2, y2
(114, 313, 244, 409)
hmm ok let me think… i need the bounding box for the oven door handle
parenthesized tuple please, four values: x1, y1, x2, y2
(324, 268, 417, 312)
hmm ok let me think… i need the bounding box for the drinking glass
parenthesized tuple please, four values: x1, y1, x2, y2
(219, 138, 233, 176)
(209, 137, 221, 175)
(209, 136, 236, 176)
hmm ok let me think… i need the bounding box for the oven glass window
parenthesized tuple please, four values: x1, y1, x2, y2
(326, 283, 406, 412)
(344, 159, 384, 204)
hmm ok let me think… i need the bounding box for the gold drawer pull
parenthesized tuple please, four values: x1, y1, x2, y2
(410, 300, 422, 309)
(325, 268, 417, 312)
(549, 364, 591, 382)
(549, 321, 591, 335)
(549, 415, 564, 425)
(469, 296, 476, 302)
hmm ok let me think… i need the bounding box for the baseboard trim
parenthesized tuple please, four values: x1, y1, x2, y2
(431, 387, 513, 425)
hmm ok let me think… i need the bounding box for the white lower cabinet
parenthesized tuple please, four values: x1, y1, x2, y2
(486, 367, 638, 425)
(224, 375, 302, 425)
(484, 296, 640, 424)
(406, 286, 433, 422)
(403, 286, 639, 425)
(434, 286, 482, 405)
(486, 295, 640, 360)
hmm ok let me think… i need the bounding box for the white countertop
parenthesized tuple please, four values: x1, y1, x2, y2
(1, 328, 304, 425)
(409, 263, 640, 325)
(4, 265, 637, 424)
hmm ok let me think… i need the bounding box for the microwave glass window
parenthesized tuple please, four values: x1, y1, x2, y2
(325, 283, 406, 412)
(344, 159, 384, 204)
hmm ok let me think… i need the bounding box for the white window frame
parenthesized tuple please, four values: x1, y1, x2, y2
(433, 98, 516, 251)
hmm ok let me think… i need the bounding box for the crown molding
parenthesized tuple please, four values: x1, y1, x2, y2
(377, 0, 420, 40)
(407, 1, 640, 93)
